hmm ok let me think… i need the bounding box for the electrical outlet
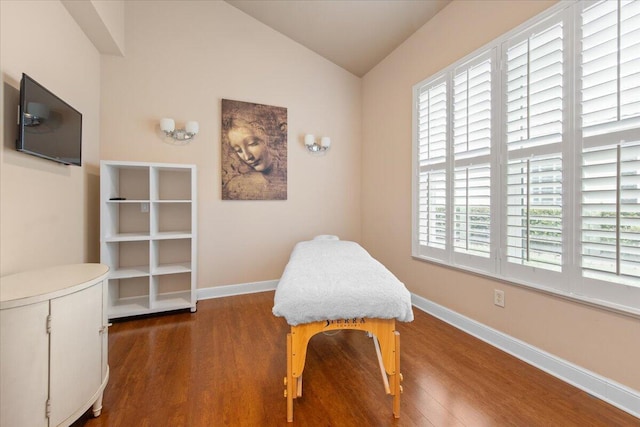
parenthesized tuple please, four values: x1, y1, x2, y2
(140, 202, 149, 213)
(494, 289, 505, 308)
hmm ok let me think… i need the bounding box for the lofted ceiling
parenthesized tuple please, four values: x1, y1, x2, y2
(224, 0, 452, 77)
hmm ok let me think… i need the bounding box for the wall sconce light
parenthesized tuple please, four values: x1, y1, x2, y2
(304, 134, 331, 154)
(160, 118, 199, 144)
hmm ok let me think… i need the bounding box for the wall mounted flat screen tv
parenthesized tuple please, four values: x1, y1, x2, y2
(16, 73, 82, 166)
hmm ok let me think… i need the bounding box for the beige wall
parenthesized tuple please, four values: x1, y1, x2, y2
(100, 1, 362, 287)
(3, 0, 636, 401)
(362, 0, 640, 392)
(1, 0, 101, 276)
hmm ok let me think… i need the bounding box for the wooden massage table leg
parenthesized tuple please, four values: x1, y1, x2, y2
(286, 330, 305, 422)
(392, 331, 401, 418)
(286, 333, 294, 422)
(372, 325, 402, 419)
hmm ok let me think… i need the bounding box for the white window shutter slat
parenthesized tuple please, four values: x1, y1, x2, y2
(506, 22, 564, 151)
(418, 170, 447, 250)
(453, 164, 491, 257)
(506, 155, 563, 271)
(581, 0, 640, 135)
(417, 78, 448, 253)
(581, 142, 640, 287)
(452, 56, 493, 259)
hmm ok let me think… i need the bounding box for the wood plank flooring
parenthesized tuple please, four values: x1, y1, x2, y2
(74, 291, 639, 426)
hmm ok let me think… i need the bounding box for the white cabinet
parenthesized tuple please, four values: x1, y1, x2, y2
(49, 284, 105, 426)
(0, 263, 109, 427)
(0, 301, 49, 427)
(100, 161, 197, 319)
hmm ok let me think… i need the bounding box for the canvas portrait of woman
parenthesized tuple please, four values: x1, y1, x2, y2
(221, 99, 287, 200)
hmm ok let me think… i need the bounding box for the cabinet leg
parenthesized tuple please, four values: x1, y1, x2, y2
(92, 391, 104, 417)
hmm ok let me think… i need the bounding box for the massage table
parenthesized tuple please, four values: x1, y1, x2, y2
(273, 236, 414, 422)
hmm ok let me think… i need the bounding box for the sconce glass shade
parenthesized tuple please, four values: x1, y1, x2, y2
(304, 134, 330, 155)
(185, 121, 199, 135)
(160, 118, 175, 133)
(304, 134, 315, 147)
(160, 118, 198, 145)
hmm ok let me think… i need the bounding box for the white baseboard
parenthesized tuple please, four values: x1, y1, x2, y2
(197, 279, 278, 300)
(411, 293, 640, 419)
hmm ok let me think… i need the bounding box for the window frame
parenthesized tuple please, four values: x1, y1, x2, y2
(411, 0, 640, 317)
(450, 50, 497, 273)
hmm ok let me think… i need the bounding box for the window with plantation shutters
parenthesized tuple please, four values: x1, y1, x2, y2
(412, 0, 640, 314)
(581, 0, 640, 139)
(579, 0, 640, 290)
(453, 55, 493, 259)
(506, 155, 563, 272)
(453, 165, 491, 257)
(581, 142, 640, 287)
(453, 58, 492, 159)
(506, 22, 564, 151)
(418, 170, 446, 250)
(416, 78, 448, 257)
(504, 18, 565, 274)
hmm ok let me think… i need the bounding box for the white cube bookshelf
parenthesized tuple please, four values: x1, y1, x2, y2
(100, 161, 197, 319)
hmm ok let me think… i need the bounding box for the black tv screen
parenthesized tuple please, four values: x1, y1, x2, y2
(16, 73, 82, 166)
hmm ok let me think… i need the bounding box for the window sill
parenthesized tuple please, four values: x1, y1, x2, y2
(411, 255, 640, 320)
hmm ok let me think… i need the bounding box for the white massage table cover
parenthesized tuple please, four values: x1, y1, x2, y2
(273, 239, 414, 326)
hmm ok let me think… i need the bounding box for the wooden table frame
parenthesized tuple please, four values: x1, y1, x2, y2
(284, 317, 402, 422)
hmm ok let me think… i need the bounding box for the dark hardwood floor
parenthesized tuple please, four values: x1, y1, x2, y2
(74, 291, 639, 426)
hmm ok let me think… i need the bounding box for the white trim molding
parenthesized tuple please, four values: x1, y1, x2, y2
(411, 293, 640, 419)
(197, 279, 278, 300)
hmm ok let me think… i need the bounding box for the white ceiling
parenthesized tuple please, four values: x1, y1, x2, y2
(224, 0, 452, 77)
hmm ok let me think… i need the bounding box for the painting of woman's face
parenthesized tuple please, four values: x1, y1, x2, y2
(221, 98, 287, 200)
(227, 123, 273, 173)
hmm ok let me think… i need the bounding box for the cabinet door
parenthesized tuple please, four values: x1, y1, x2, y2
(49, 284, 103, 426)
(0, 302, 49, 427)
